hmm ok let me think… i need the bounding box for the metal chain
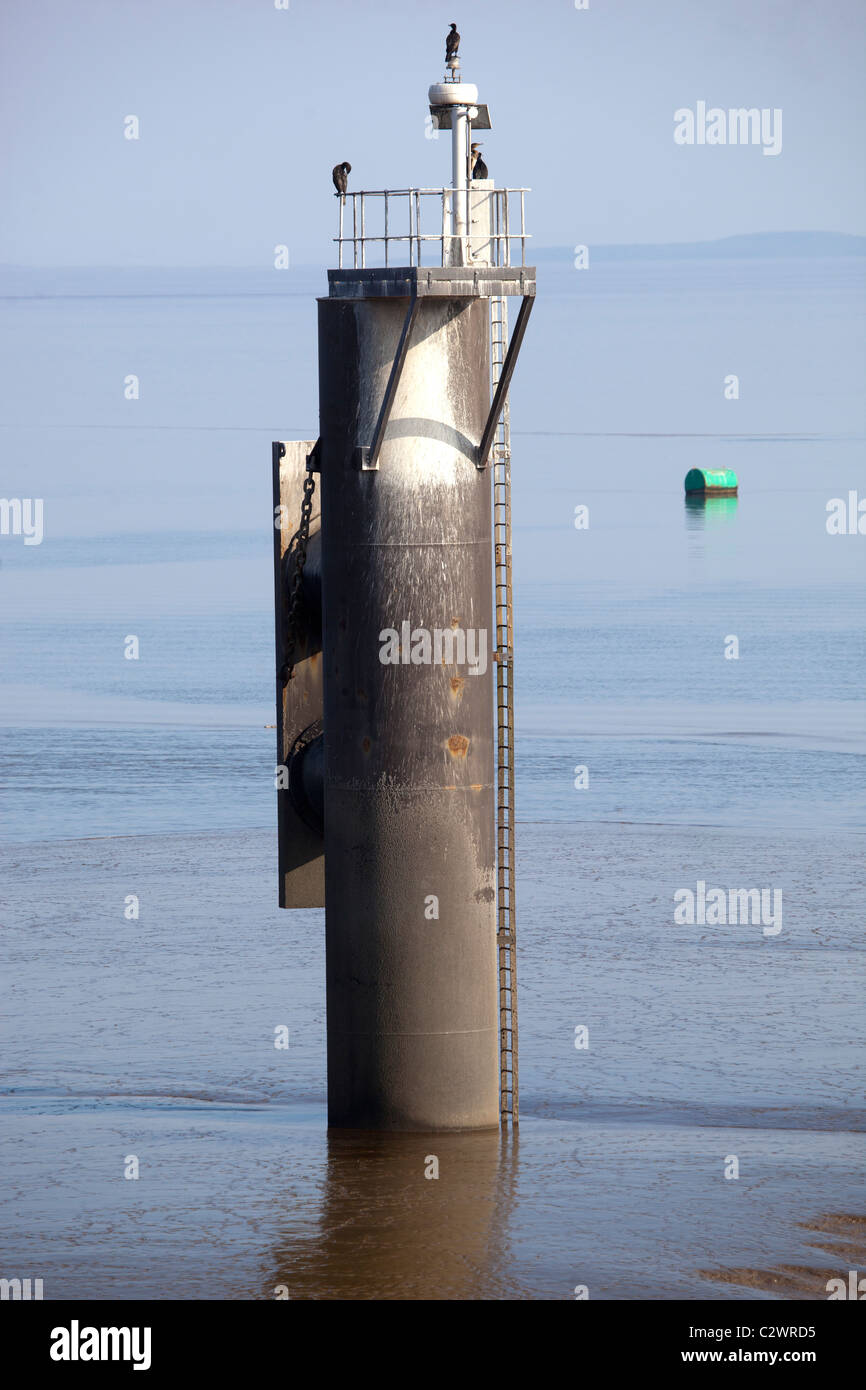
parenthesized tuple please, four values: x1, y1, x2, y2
(280, 459, 317, 685)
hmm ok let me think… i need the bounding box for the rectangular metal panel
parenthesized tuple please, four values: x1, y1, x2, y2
(429, 103, 492, 131)
(273, 440, 325, 908)
(468, 183, 494, 266)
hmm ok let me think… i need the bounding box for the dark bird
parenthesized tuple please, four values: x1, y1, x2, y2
(470, 143, 488, 180)
(332, 161, 351, 202)
(445, 22, 460, 62)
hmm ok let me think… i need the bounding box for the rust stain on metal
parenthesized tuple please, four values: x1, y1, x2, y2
(446, 734, 470, 759)
(449, 676, 465, 699)
(362, 736, 371, 754)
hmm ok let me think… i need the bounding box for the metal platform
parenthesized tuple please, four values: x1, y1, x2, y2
(327, 265, 536, 300)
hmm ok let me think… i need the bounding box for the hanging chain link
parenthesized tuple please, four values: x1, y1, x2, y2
(280, 456, 317, 685)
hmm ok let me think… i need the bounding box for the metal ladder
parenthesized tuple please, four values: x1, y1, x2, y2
(490, 295, 518, 1126)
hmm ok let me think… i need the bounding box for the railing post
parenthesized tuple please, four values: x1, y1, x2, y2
(360, 193, 366, 269)
(384, 192, 389, 268)
(441, 189, 447, 267)
(352, 195, 358, 269)
(520, 191, 526, 266)
(408, 191, 414, 267)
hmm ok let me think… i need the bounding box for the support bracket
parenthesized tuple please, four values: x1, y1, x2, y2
(476, 293, 535, 470)
(355, 291, 419, 471)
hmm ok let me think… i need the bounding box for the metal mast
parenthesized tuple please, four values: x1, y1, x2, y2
(443, 44, 518, 1121)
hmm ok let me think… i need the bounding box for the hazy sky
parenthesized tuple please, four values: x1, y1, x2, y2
(2, 0, 864, 265)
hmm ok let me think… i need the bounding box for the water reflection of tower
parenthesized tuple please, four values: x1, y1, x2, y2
(267, 1129, 523, 1299)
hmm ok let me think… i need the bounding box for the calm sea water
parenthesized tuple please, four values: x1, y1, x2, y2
(1, 257, 864, 1298)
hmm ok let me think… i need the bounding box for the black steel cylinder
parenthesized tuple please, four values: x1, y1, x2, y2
(318, 292, 498, 1130)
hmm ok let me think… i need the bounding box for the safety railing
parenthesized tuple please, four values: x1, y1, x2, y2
(335, 187, 531, 269)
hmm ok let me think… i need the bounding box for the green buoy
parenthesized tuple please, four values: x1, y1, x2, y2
(684, 467, 738, 496)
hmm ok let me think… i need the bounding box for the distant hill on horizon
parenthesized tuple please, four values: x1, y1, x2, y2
(534, 231, 866, 261)
(2, 232, 865, 288)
